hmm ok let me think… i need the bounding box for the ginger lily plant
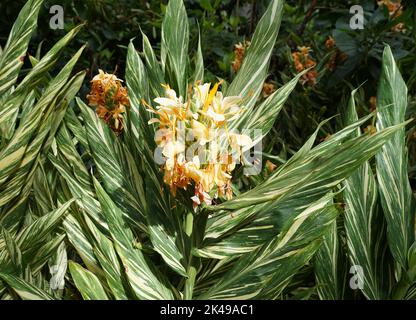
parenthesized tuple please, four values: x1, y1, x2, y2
(0, 0, 415, 300)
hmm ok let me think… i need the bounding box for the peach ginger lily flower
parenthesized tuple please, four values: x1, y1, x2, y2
(146, 82, 252, 209)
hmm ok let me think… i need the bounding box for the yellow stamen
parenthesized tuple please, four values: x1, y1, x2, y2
(141, 99, 157, 112)
(203, 80, 223, 112)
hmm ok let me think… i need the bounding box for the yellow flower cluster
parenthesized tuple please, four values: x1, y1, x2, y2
(87, 69, 130, 135)
(146, 83, 252, 209)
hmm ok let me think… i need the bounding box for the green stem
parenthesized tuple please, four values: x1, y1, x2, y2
(184, 212, 196, 300)
(184, 263, 197, 300)
(185, 211, 194, 237)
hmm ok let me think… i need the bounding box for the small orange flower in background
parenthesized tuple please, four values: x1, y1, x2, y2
(325, 36, 336, 50)
(326, 54, 337, 72)
(292, 46, 318, 86)
(262, 82, 276, 98)
(378, 0, 402, 18)
(377, 0, 406, 32)
(324, 36, 348, 72)
(87, 69, 130, 135)
(369, 96, 377, 112)
(232, 41, 250, 73)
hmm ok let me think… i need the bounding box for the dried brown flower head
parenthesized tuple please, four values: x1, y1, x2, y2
(232, 41, 250, 73)
(87, 69, 130, 135)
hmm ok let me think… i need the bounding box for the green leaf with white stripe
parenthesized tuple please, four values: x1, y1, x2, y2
(78, 98, 147, 231)
(226, 0, 283, 114)
(161, 0, 189, 96)
(29, 233, 67, 274)
(50, 123, 106, 229)
(199, 121, 331, 257)
(63, 214, 102, 276)
(1, 227, 22, 274)
(83, 215, 129, 300)
(199, 193, 338, 299)
(200, 115, 407, 265)
(231, 71, 305, 139)
(141, 32, 164, 98)
(210, 117, 407, 212)
(93, 177, 174, 300)
(0, 45, 85, 197)
(0, 25, 83, 138)
(375, 45, 415, 270)
(314, 219, 347, 300)
(0, 71, 85, 219)
(193, 32, 204, 84)
(48, 242, 67, 296)
(0, 272, 53, 300)
(343, 89, 391, 299)
(69, 261, 109, 300)
(10, 200, 73, 253)
(16, 200, 73, 253)
(147, 210, 189, 278)
(0, 0, 42, 97)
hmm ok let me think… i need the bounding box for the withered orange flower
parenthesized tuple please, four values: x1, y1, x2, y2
(87, 69, 130, 135)
(232, 41, 250, 73)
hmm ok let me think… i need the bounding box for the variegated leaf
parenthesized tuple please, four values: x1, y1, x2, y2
(375, 45, 415, 270)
